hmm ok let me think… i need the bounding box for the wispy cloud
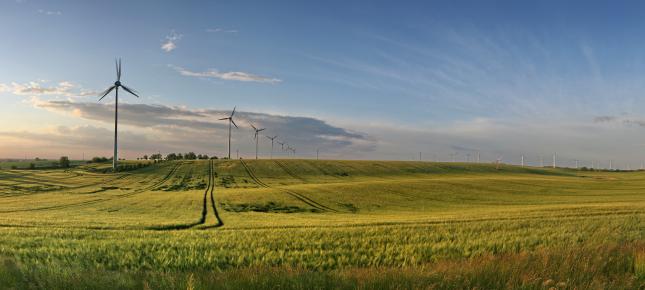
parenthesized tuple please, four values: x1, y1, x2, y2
(170, 65, 282, 84)
(206, 28, 238, 33)
(37, 9, 61, 15)
(593, 115, 645, 127)
(161, 30, 182, 52)
(0, 80, 97, 99)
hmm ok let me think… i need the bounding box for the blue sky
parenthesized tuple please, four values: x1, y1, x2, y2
(3, 0, 645, 168)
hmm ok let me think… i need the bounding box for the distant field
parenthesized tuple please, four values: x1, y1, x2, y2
(0, 159, 85, 169)
(0, 160, 643, 289)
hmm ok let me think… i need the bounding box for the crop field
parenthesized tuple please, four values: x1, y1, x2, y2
(0, 159, 643, 289)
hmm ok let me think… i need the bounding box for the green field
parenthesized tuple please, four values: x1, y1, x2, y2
(0, 159, 643, 289)
(0, 159, 85, 170)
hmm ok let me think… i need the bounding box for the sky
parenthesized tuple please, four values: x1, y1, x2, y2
(3, 0, 645, 168)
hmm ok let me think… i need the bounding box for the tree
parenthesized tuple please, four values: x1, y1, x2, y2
(166, 153, 177, 161)
(29, 163, 36, 169)
(143, 155, 148, 160)
(185, 152, 197, 160)
(59, 156, 70, 168)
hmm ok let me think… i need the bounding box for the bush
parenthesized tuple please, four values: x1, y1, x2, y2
(29, 163, 36, 170)
(59, 156, 70, 168)
(91, 157, 109, 163)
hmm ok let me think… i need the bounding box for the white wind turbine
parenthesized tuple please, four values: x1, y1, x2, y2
(98, 59, 141, 171)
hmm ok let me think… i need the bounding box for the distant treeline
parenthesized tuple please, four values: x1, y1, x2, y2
(5, 156, 73, 170)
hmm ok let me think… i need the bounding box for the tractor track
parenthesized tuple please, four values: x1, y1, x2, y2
(0, 162, 185, 213)
(239, 159, 338, 212)
(207, 160, 224, 227)
(148, 160, 223, 230)
(273, 160, 307, 182)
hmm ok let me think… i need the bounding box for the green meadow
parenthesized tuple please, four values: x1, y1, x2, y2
(0, 159, 643, 289)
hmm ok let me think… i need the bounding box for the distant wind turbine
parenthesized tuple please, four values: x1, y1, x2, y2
(266, 135, 278, 159)
(98, 58, 141, 171)
(218, 107, 238, 159)
(277, 141, 285, 151)
(249, 123, 265, 160)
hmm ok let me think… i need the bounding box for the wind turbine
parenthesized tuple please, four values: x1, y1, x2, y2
(218, 107, 238, 159)
(249, 123, 265, 160)
(98, 58, 141, 171)
(277, 141, 285, 151)
(266, 135, 278, 159)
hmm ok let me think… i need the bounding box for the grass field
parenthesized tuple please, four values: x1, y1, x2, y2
(0, 159, 643, 289)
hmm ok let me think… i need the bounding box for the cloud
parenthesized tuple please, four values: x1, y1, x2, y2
(170, 65, 282, 84)
(206, 28, 238, 33)
(37, 9, 61, 15)
(593, 116, 616, 123)
(592, 115, 645, 127)
(161, 30, 182, 52)
(23, 99, 370, 158)
(0, 80, 97, 99)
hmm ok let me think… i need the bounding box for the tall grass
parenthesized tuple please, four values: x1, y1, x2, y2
(0, 243, 642, 289)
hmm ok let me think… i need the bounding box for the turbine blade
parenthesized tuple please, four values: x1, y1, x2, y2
(231, 106, 236, 117)
(218, 117, 229, 120)
(249, 123, 256, 130)
(259, 128, 265, 132)
(231, 119, 239, 128)
(121, 85, 140, 98)
(98, 85, 116, 102)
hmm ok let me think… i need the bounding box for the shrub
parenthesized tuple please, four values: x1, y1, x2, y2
(59, 156, 70, 168)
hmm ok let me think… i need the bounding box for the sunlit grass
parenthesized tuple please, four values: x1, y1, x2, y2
(0, 159, 643, 288)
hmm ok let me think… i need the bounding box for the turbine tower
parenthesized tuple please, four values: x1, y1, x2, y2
(521, 155, 524, 167)
(98, 59, 141, 171)
(552, 153, 556, 169)
(249, 123, 265, 160)
(218, 107, 238, 159)
(266, 135, 278, 159)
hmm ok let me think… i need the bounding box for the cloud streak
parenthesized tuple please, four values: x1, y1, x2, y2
(171, 65, 282, 84)
(37, 9, 61, 15)
(0, 81, 97, 98)
(206, 28, 238, 33)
